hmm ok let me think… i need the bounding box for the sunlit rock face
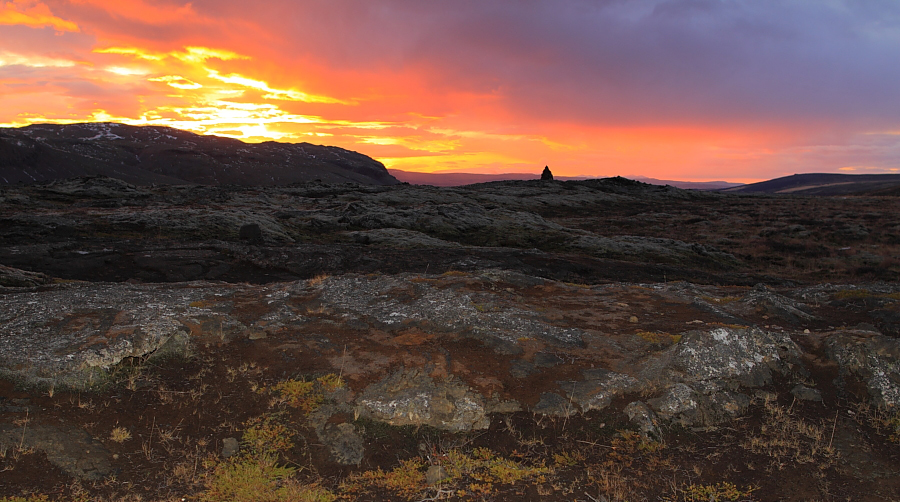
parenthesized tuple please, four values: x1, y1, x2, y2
(0, 123, 399, 186)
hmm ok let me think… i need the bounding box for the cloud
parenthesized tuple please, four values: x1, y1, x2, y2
(0, 0, 79, 31)
(2, 0, 900, 180)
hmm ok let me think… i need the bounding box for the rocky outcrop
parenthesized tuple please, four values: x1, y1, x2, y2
(826, 330, 900, 408)
(0, 423, 111, 480)
(564, 369, 641, 412)
(667, 327, 801, 387)
(0, 282, 245, 388)
(0, 264, 51, 287)
(356, 369, 495, 431)
(0, 176, 744, 288)
(0, 270, 897, 436)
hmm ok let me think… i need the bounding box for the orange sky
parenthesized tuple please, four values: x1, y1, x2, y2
(2, 0, 900, 182)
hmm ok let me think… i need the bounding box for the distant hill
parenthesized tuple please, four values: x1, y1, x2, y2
(628, 176, 741, 190)
(388, 169, 739, 190)
(0, 123, 399, 186)
(723, 173, 900, 196)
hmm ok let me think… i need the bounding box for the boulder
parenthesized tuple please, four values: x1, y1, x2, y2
(826, 331, 900, 407)
(356, 369, 491, 431)
(667, 327, 801, 388)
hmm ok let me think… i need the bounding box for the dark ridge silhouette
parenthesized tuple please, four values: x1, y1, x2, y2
(724, 172, 900, 195)
(0, 122, 399, 186)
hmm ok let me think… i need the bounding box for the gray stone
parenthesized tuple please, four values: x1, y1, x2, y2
(345, 228, 462, 249)
(565, 370, 641, 412)
(356, 369, 490, 431)
(222, 437, 240, 458)
(0, 282, 248, 389)
(0, 264, 52, 288)
(0, 423, 111, 480)
(534, 352, 564, 368)
(732, 286, 822, 325)
(791, 384, 823, 402)
(426, 464, 448, 485)
(319, 273, 586, 347)
(649, 383, 702, 425)
(854, 323, 881, 334)
(532, 392, 574, 417)
(826, 331, 900, 407)
(707, 391, 751, 421)
(670, 327, 801, 388)
(624, 401, 660, 440)
(318, 422, 364, 465)
(509, 359, 536, 379)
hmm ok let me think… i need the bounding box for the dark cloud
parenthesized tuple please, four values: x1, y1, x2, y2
(200, 0, 900, 128)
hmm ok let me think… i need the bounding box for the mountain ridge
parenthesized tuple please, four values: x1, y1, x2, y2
(0, 122, 399, 186)
(724, 172, 900, 195)
(388, 168, 741, 190)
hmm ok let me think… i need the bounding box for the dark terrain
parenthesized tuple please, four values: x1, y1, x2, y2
(0, 123, 398, 187)
(724, 173, 900, 196)
(388, 169, 739, 190)
(1, 173, 899, 502)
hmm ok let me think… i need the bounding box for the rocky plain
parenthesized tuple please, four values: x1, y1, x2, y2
(1, 174, 900, 501)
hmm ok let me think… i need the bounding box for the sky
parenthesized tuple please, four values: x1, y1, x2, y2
(2, 0, 900, 182)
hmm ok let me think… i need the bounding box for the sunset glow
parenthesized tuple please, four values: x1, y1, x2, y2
(2, 1, 900, 181)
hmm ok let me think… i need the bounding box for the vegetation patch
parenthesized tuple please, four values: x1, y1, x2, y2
(742, 398, 838, 469)
(340, 447, 551, 500)
(664, 481, 758, 502)
(856, 402, 900, 444)
(264, 374, 344, 415)
(199, 412, 336, 502)
(636, 331, 682, 347)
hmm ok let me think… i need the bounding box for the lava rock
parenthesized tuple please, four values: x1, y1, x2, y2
(356, 369, 490, 431)
(239, 223, 264, 244)
(791, 384, 823, 402)
(624, 401, 660, 440)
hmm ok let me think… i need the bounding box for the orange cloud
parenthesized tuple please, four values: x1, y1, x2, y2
(0, 0, 79, 31)
(68, 0, 199, 25)
(2, 2, 899, 182)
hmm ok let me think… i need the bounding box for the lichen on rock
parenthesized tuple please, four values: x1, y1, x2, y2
(669, 326, 801, 388)
(826, 330, 900, 408)
(356, 368, 491, 431)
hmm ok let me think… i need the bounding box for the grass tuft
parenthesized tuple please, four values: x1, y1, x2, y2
(109, 426, 132, 443)
(664, 481, 758, 502)
(307, 273, 330, 287)
(341, 447, 551, 500)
